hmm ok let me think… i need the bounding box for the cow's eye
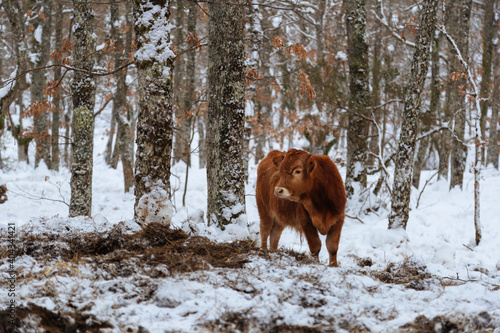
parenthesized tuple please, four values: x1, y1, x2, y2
(294, 169, 302, 175)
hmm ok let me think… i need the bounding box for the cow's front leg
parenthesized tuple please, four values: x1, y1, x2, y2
(326, 215, 344, 267)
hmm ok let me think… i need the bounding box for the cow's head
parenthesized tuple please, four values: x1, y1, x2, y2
(273, 149, 316, 202)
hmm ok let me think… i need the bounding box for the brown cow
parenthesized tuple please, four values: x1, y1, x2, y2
(256, 149, 346, 266)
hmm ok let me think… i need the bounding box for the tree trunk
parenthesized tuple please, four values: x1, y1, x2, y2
(133, 0, 175, 220)
(368, 0, 383, 167)
(32, 0, 52, 168)
(2, 0, 30, 163)
(413, 30, 441, 188)
(51, 2, 63, 172)
(173, 0, 186, 164)
(111, 0, 134, 192)
(389, 0, 438, 230)
(69, 0, 96, 217)
(179, 0, 197, 167)
(486, 34, 499, 169)
(480, 0, 496, 164)
(254, 7, 273, 164)
(447, 0, 471, 190)
(343, 0, 371, 201)
(206, 0, 247, 229)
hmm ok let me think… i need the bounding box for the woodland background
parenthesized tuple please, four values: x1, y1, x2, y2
(0, 0, 499, 233)
(1, 1, 500, 331)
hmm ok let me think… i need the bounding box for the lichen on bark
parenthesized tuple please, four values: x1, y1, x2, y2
(69, 0, 96, 217)
(388, 0, 439, 230)
(206, 0, 247, 229)
(133, 0, 175, 223)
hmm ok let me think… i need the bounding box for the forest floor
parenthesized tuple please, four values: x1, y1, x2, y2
(0, 215, 499, 332)
(1, 113, 500, 332)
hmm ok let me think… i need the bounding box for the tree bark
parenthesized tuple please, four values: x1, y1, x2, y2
(389, 0, 438, 230)
(413, 30, 441, 189)
(343, 0, 371, 200)
(368, 0, 383, 167)
(486, 36, 499, 169)
(172, 0, 186, 164)
(133, 0, 175, 220)
(447, 0, 471, 190)
(179, 0, 197, 167)
(69, 0, 96, 217)
(110, 0, 134, 192)
(480, 0, 496, 165)
(32, 0, 52, 168)
(254, 6, 273, 164)
(51, 2, 63, 172)
(206, 0, 247, 229)
(1, 0, 30, 163)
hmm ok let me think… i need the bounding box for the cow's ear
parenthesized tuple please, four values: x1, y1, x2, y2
(273, 154, 284, 167)
(306, 154, 316, 174)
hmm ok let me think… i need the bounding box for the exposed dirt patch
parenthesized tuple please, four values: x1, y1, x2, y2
(0, 303, 112, 333)
(2, 222, 317, 277)
(399, 312, 495, 332)
(204, 311, 331, 333)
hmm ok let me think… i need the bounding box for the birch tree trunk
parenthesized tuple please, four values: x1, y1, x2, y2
(389, 0, 438, 230)
(133, 0, 175, 220)
(206, 0, 247, 229)
(343, 0, 371, 200)
(447, 0, 471, 190)
(69, 0, 96, 217)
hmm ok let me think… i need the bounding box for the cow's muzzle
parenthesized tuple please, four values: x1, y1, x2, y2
(274, 187, 291, 198)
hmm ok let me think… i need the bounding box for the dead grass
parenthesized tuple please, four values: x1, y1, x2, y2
(371, 259, 432, 290)
(1, 222, 317, 279)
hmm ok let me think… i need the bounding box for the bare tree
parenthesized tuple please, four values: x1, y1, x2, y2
(31, 0, 52, 168)
(69, 0, 96, 217)
(389, 0, 438, 230)
(486, 37, 499, 169)
(480, 0, 497, 166)
(446, 0, 471, 190)
(110, 0, 134, 192)
(1, 0, 31, 163)
(206, 0, 247, 228)
(50, 1, 64, 172)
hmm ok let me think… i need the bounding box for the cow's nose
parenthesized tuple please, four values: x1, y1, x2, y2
(274, 187, 288, 197)
(276, 187, 284, 194)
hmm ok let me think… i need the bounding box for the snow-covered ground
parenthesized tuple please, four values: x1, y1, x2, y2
(1, 112, 500, 332)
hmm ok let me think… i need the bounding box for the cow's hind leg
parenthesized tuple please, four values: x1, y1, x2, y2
(259, 214, 274, 250)
(269, 220, 285, 251)
(301, 220, 322, 259)
(326, 215, 344, 267)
